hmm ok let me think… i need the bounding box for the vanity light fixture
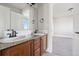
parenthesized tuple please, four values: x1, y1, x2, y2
(27, 3, 36, 6)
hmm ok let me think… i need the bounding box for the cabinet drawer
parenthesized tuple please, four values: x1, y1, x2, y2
(34, 48, 40, 56)
(0, 51, 1, 56)
(34, 42, 40, 50)
(40, 35, 47, 55)
(41, 36, 46, 40)
(29, 40, 33, 56)
(34, 38, 40, 44)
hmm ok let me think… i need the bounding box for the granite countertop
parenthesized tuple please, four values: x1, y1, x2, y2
(0, 34, 46, 51)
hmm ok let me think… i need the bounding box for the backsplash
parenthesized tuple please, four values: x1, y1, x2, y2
(16, 30, 32, 37)
(3, 30, 32, 38)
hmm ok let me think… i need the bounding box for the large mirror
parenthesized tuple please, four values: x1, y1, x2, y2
(11, 11, 29, 31)
(0, 4, 37, 38)
(0, 5, 30, 38)
(0, 5, 10, 38)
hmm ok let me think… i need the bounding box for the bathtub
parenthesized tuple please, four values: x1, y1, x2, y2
(53, 35, 73, 56)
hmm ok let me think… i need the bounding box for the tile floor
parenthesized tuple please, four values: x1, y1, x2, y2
(43, 52, 58, 56)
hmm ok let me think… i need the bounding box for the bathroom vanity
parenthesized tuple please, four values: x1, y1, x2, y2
(0, 5, 48, 56)
(0, 34, 47, 56)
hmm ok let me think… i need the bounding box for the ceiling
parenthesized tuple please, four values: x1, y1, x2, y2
(0, 3, 38, 10)
(7, 3, 27, 10)
(0, 3, 26, 10)
(1, 3, 79, 18)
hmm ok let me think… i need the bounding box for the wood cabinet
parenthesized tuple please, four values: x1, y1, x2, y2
(2, 45, 23, 56)
(30, 40, 33, 56)
(33, 35, 47, 56)
(0, 35, 47, 56)
(22, 41, 31, 56)
(1, 41, 31, 56)
(41, 35, 47, 55)
(34, 48, 40, 56)
(33, 37, 41, 56)
(0, 51, 1, 56)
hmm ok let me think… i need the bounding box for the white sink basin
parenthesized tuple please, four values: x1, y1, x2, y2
(0, 36, 26, 43)
(33, 33, 45, 36)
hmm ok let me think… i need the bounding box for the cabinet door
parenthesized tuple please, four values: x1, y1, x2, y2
(30, 40, 33, 56)
(1, 41, 31, 56)
(0, 51, 1, 56)
(19, 40, 33, 56)
(2, 44, 24, 56)
(23, 41, 31, 56)
(33, 38, 41, 56)
(34, 48, 40, 56)
(41, 35, 47, 55)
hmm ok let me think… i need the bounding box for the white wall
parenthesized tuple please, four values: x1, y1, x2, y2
(53, 3, 74, 18)
(37, 3, 54, 53)
(0, 3, 22, 14)
(53, 3, 73, 56)
(53, 16, 73, 37)
(37, 4, 49, 33)
(0, 5, 10, 38)
(47, 4, 53, 53)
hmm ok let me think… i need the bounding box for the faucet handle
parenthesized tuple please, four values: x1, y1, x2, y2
(7, 33, 12, 38)
(7, 33, 11, 35)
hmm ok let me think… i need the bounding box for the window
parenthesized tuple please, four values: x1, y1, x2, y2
(23, 18, 29, 30)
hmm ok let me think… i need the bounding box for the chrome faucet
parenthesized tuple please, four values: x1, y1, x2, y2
(11, 29, 17, 37)
(7, 29, 17, 38)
